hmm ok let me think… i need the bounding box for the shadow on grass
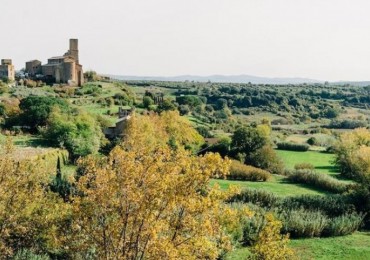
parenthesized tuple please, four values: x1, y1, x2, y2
(278, 177, 332, 195)
(314, 165, 339, 173)
(14, 137, 49, 148)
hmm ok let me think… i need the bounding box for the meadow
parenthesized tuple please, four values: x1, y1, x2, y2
(276, 150, 338, 176)
(226, 232, 370, 260)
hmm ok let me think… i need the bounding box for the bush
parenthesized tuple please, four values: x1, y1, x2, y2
(196, 126, 213, 138)
(277, 208, 328, 238)
(307, 137, 318, 145)
(250, 145, 285, 174)
(294, 163, 315, 170)
(241, 205, 267, 246)
(287, 169, 349, 193)
(207, 137, 231, 157)
(328, 119, 367, 129)
(228, 188, 279, 208)
(277, 142, 309, 151)
(323, 213, 364, 237)
(228, 160, 271, 181)
(280, 194, 356, 217)
(249, 213, 295, 260)
(348, 188, 370, 229)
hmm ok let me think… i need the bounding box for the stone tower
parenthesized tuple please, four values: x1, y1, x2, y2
(69, 39, 79, 64)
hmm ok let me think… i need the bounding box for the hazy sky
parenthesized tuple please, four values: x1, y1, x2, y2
(1, 0, 370, 81)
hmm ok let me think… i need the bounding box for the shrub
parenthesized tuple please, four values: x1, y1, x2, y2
(250, 145, 285, 174)
(294, 163, 315, 170)
(348, 188, 370, 229)
(250, 213, 295, 260)
(196, 126, 213, 138)
(280, 194, 356, 217)
(323, 213, 364, 237)
(307, 137, 317, 145)
(228, 160, 271, 181)
(241, 205, 268, 245)
(277, 142, 309, 151)
(328, 119, 367, 129)
(207, 137, 231, 157)
(277, 208, 328, 238)
(287, 169, 349, 193)
(228, 188, 279, 208)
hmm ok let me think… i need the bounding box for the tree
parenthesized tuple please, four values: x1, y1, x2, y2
(123, 111, 204, 152)
(208, 137, 231, 157)
(216, 98, 228, 110)
(334, 128, 370, 178)
(251, 145, 284, 174)
(69, 134, 232, 259)
(334, 128, 370, 228)
(18, 96, 69, 130)
(178, 104, 190, 115)
(322, 107, 340, 119)
(142, 96, 154, 109)
(42, 108, 103, 158)
(157, 98, 176, 112)
(231, 126, 267, 164)
(84, 70, 100, 82)
(0, 139, 69, 257)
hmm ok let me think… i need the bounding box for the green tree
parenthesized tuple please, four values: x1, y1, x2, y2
(18, 96, 69, 130)
(157, 98, 176, 112)
(231, 126, 267, 164)
(142, 96, 154, 108)
(42, 108, 102, 158)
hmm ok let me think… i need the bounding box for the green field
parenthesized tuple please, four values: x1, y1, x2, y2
(211, 175, 328, 197)
(211, 150, 339, 197)
(226, 232, 370, 260)
(276, 150, 338, 176)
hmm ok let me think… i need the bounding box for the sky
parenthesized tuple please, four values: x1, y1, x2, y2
(1, 0, 370, 81)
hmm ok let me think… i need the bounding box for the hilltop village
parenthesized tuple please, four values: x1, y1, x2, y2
(1, 39, 84, 86)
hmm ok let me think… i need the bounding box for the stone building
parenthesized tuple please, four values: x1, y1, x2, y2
(0, 59, 15, 81)
(26, 39, 84, 86)
(104, 107, 134, 139)
(25, 60, 42, 76)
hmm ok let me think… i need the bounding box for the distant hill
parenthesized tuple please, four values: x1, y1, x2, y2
(331, 81, 370, 87)
(108, 74, 323, 85)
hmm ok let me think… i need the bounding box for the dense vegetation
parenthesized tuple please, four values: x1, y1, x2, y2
(1, 76, 370, 259)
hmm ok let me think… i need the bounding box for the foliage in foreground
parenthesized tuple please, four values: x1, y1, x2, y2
(71, 145, 234, 259)
(0, 139, 70, 257)
(249, 213, 295, 260)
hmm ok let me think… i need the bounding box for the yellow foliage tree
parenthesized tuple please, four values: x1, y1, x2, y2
(70, 142, 235, 259)
(0, 138, 70, 257)
(122, 111, 204, 153)
(250, 213, 295, 260)
(335, 128, 370, 179)
(64, 110, 270, 259)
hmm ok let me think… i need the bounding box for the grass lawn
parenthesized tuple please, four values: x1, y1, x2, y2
(226, 232, 370, 260)
(210, 175, 329, 197)
(290, 232, 370, 260)
(276, 150, 338, 176)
